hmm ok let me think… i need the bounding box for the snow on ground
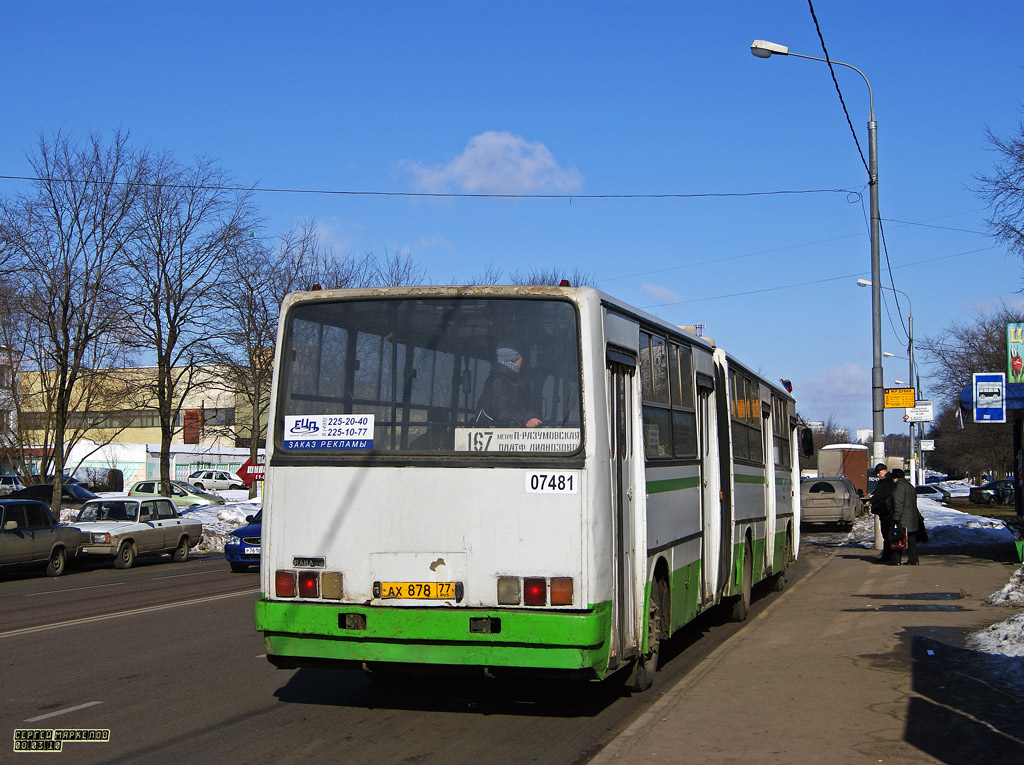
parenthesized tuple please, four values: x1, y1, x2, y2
(804, 497, 1024, 658)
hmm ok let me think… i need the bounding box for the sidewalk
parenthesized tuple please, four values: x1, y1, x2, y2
(592, 541, 1024, 764)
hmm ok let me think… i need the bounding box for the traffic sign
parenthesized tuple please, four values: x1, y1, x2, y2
(920, 439, 935, 451)
(238, 457, 265, 486)
(884, 387, 915, 408)
(905, 400, 933, 423)
(973, 372, 1006, 423)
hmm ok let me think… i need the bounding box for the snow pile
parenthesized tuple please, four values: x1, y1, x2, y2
(984, 565, 1024, 608)
(967, 611, 1024, 657)
(178, 490, 260, 553)
(937, 480, 972, 498)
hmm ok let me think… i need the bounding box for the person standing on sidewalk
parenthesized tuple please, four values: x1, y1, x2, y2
(869, 463, 895, 563)
(890, 468, 920, 566)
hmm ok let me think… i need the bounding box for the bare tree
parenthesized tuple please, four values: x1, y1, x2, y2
(0, 130, 142, 508)
(509, 265, 595, 286)
(976, 111, 1024, 262)
(207, 219, 372, 496)
(120, 152, 256, 495)
(365, 247, 426, 287)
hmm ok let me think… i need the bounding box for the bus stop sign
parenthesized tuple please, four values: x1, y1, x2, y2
(974, 372, 1006, 423)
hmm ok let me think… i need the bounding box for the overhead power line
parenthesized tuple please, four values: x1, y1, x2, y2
(0, 173, 860, 202)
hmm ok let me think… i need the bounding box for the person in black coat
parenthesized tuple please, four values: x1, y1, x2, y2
(868, 463, 895, 563)
(476, 342, 542, 427)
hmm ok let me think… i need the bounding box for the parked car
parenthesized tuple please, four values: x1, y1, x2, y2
(7, 483, 99, 516)
(915, 484, 950, 502)
(188, 469, 246, 492)
(0, 475, 24, 495)
(0, 499, 81, 577)
(801, 476, 863, 527)
(128, 480, 225, 508)
(71, 497, 203, 569)
(224, 510, 261, 573)
(968, 480, 1015, 506)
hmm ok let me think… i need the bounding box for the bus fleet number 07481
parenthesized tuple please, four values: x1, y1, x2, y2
(526, 472, 579, 494)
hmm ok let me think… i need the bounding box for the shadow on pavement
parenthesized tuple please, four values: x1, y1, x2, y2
(865, 628, 1024, 762)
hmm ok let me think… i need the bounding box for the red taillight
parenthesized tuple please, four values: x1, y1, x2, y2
(298, 571, 320, 598)
(523, 577, 546, 606)
(275, 570, 297, 598)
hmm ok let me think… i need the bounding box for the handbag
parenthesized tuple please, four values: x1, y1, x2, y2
(889, 526, 908, 550)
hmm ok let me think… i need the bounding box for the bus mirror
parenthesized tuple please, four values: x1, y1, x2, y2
(799, 428, 814, 458)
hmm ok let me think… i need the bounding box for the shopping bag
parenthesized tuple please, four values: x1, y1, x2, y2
(889, 526, 908, 550)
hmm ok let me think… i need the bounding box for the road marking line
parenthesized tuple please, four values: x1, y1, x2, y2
(25, 701, 102, 723)
(23, 568, 221, 598)
(1, 589, 259, 640)
(23, 581, 128, 597)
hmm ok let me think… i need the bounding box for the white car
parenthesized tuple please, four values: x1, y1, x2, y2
(72, 497, 202, 569)
(187, 469, 246, 492)
(915, 484, 950, 502)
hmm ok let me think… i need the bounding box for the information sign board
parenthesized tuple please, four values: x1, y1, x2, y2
(973, 372, 1006, 423)
(884, 387, 915, 408)
(905, 400, 933, 423)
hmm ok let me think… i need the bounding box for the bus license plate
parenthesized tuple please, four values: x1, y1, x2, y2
(379, 582, 457, 600)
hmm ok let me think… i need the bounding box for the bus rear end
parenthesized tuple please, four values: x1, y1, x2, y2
(254, 287, 614, 679)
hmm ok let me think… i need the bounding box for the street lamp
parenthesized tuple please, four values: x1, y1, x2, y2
(858, 279, 918, 485)
(753, 40, 885, 467)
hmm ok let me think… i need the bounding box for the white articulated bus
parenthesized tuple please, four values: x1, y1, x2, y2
(255, 285, 809, 690)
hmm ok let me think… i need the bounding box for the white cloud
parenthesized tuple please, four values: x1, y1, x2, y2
(794, 362, 870, 430)
(401, 131, 583, 194)
(641, 283, 682, 305)
(417, 232, 454, 251)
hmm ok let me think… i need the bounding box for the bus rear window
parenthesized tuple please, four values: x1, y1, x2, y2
(278, 297, 582, 456)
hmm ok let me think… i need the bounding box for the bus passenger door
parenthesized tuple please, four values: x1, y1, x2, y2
(607, 358, 640, 664)
(697, 377, 721, 605)
(762, 406, 776, 574)
(765, 407, 778, 573)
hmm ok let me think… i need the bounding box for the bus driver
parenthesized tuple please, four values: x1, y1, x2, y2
(476, 341, 543, 427)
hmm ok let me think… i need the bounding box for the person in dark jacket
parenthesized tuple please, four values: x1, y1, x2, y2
(890, 468, 920, 566)
(868, 463, 895, 563)
(476, 342, 542, 427)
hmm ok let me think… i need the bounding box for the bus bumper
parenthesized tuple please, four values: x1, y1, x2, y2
(255, 598, 613, 678)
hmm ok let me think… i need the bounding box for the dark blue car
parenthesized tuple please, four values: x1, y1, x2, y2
(225, 510, 261, 572)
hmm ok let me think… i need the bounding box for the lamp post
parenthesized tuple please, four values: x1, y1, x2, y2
(752, 39, 885, 467)
(859, 279, 917, 486)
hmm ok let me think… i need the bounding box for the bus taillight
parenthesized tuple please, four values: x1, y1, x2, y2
(523, 578, 546, 606)
(276, 570, 297, 598)
(298, 571, 320, 598)
(550, 577, 573, 605)
(321, 572, 343, 599)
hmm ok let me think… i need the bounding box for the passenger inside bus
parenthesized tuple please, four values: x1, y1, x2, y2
(476, 342, 543, 427)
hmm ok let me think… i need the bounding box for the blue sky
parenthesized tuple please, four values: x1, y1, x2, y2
(3, 1, 1022, 436)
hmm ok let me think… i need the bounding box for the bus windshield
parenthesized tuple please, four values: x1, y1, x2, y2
(277, 296, 583, 456)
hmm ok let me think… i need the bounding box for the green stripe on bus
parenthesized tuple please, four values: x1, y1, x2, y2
(734, 474, 766, 485)
(646, 476, 701, 494)
(256, 599, 614, 675)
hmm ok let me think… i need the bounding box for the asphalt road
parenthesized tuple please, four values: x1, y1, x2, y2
(0, 548, 820, 763)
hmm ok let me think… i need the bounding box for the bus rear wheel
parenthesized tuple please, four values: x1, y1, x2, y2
(631, 577, 666, 692)
(729, 541, 753, 622)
